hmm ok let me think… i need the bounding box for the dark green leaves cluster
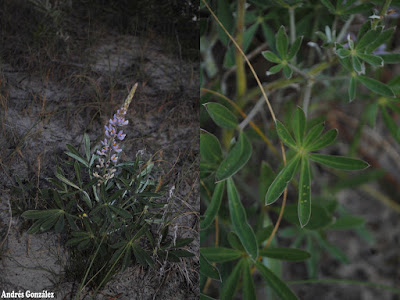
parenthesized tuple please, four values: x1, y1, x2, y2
(262, 26, 303, 79)
(335, 22, 397, 101)
(266, 107, 369, 227)
(22, 134, 193, 289)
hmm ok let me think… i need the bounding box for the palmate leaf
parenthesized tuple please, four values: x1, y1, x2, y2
(256, 261, 299, 300)
(265, 154, 301, 205)
(227, 178, 258, 261)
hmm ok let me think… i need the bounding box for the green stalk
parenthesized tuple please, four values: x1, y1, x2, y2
(235, 0, 246, 107)
(372, 0, 392, 29)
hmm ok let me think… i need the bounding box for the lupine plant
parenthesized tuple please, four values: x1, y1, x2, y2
(21, 84, 194, 295)
(200, 0, 400, 299)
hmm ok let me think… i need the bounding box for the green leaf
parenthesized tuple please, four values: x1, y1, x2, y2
(320, 0, 336, 13)
(352, 55, 362, 73)
(259, 162, 275, 202)
(328, 215, 365, 230)
(287, 36, 303, 60)
(298, 157, 311, 227)
(304, 123, 324, 148)
(267, 64, 283, 75)
(256, 261, 299, 300)
(315, 233, 348, 264)
(292, 107, 306, 144)
(109, 206, 132, 219)
(309, 153, 369, 170)
(65, 152, 89, 167)
(200, 130, 223, 166)
(356, 29, 379, 50)
(365, 28, 394, 53)
(54, 215, 65, 233)
(227, 178, 258, 261)
(380, 53, 400, 64)
(224, 23, 259, 67)
(22, 209, 61, 220)
(265, 154, 301, 205)
(356, 21, 371, 42)
(283, 65, 293, 79)
(217, 0, 234, 45)
(227, 231, 245, 251)
(220, 259, 245, 300)
(204, 103, 238, 129)
(243, 259, 256, 300)
(336, 48, 350, 58)
(357, 53, 384, 66)
(262, 50, 281, 63)
(200, 247, 242, 263)
(256, 225, 273, 245)
(349, 76, 356, 102)
(381, 106, 400, 144)
(201, 181, 225, 229)
(276, 26, 288, 59)
(274, 203, 334, 230)
(169, 249, 195, 258)
(307, 129, 338, 152)
(276, 120, 297, 149)
(216, 131, 252, 181)
(173, 238, 194, 248)
(365, 101, 379, 128)
(259, 248, 311, 261)
(357, 75, 394, 97)
(84, 133, 90, 161)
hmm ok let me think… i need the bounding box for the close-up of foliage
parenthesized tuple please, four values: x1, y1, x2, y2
(200, 0, 400, 299)
(20, 86, 194, 297)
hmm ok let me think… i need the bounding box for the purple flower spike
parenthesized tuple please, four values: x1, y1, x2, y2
(117, 130, 126, 140)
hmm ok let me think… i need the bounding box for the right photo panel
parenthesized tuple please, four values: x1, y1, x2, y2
(200, 1, 400, 299)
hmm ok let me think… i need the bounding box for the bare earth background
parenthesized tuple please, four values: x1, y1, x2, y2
(0, 1, 199, 299)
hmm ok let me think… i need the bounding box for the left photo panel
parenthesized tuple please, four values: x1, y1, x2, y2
(0, 1, 199, 299)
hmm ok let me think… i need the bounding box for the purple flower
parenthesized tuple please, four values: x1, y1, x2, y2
(97, 149, 106, 156)
(117, 119, 128, 126)
(111, 154, 118, 163)
(111, 141, 122, 153)
(117, 130, 126, 140)
(105, 125, 116, 138)
(101, 138, 108, 146)
(373, 44, 388, 55)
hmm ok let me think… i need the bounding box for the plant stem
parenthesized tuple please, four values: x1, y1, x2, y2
(336, 15, 354, 42)
(235, 0, 247, 107)
(289, 7, 296, 64)
(372, 0, 392, 29)
(303, 80, 314, 117)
